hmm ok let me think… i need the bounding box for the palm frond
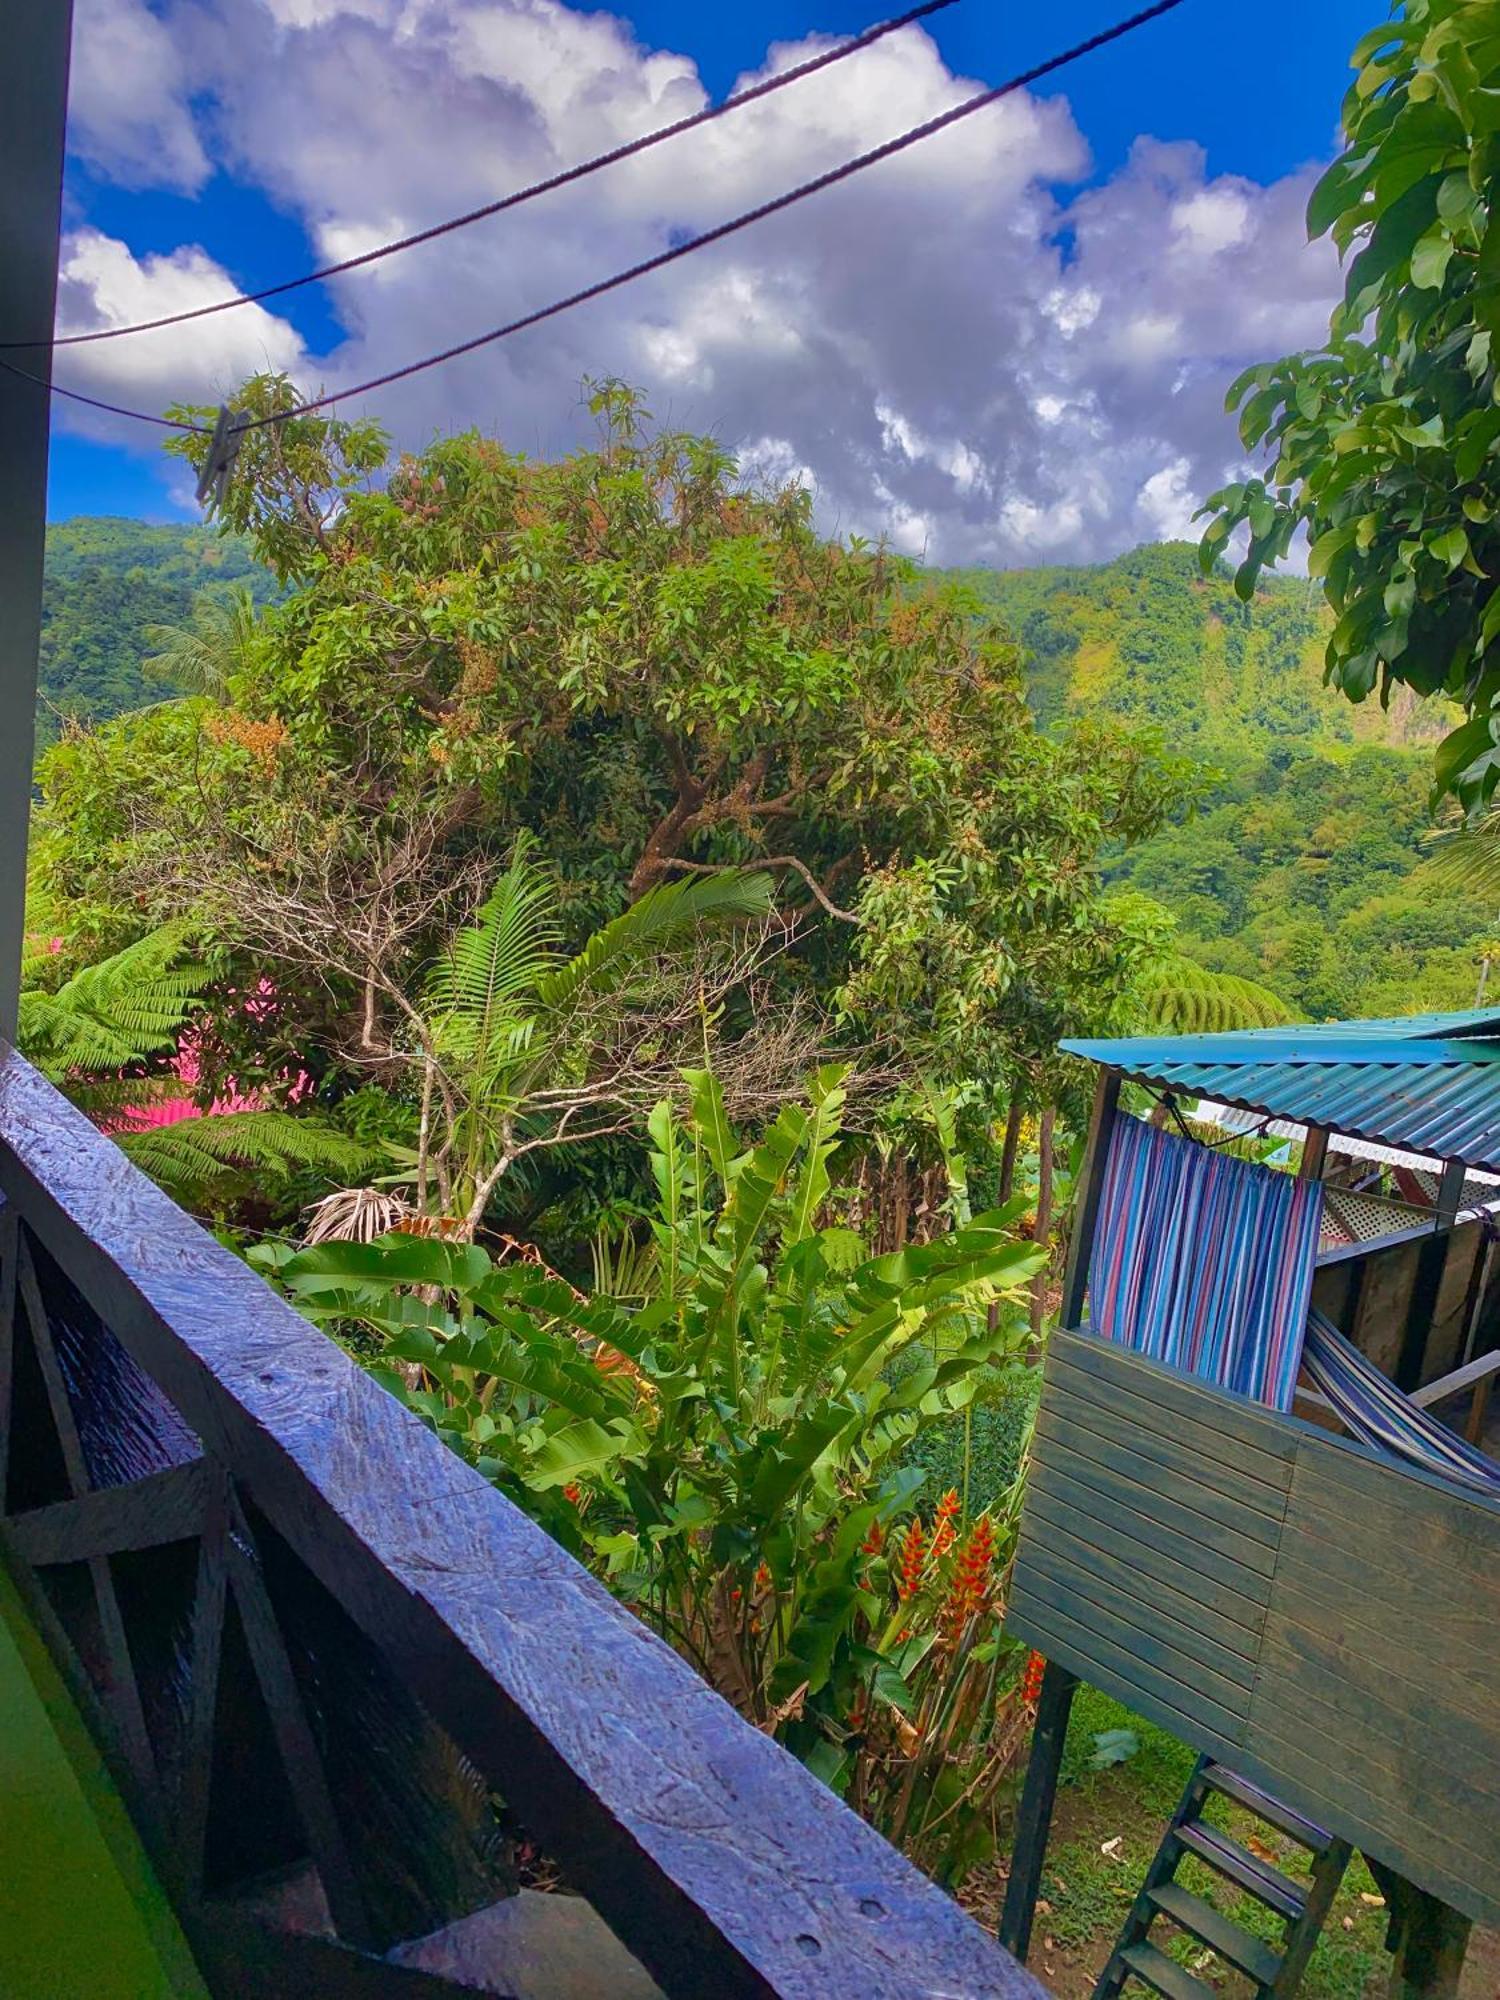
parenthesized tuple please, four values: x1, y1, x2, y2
(303, 1186, 417, 1244)
(1420, 813, 1500, 905)
(143, 584, 262, 700)
(1139, 957, 1296, 1036)
(118, 1110, 373, 1205)
(538, 869, 774, 1010)
(426, 839, 561, 1028)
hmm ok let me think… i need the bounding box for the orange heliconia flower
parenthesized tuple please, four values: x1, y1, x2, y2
(754, 1560, 773, 1594)
(562, 1482, 582, 1507)
(1021, 1649, 1047, 1705)
(940, 1515, 996, 1644)
(897, 1517, 927, 1601)
(861, 1519, 884, 1556)
(931, 1488, 961, 1563)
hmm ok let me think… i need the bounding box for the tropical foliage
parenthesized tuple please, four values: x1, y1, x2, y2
(36, 381, 1184, 1257)
(257, 1065, 1044, 1880)
(17, 922, 371, 1209)
(37, 516, 271, 748)
(359, 837, 776, 1237)
(1201, 1, 1500, 805)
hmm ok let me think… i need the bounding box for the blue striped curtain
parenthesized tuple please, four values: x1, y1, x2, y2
(1085, 1113, 1323, 1412)
(1304, 1311, 1500, 1492)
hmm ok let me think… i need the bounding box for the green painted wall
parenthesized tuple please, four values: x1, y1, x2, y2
(0, 1559, 207, 1998)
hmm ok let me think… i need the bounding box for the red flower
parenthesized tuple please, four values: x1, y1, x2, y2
(861, 1519, 884, 1555)
(939, 1515, 996, 1645)
(562, 1482, 582, 1506)
(897, 1517, 927, 1601)
(1021, 1650, 1047, 1704)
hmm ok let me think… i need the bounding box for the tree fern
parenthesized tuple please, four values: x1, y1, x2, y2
(117, 1110, 373, 1207)
(18, 926, 220, 1079)
(1139, 956, 1296, 1035)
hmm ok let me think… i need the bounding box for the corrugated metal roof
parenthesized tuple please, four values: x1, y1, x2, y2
(1061, 1011, 1500, 1172)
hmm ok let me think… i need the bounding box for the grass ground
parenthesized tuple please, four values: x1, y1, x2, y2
(966, 1689, 1499, 2000)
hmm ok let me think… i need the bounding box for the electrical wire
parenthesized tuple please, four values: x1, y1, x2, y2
(6, 0, 1191, 440)
(0, 0, 956, 353)
(253, 0, 1193, 430)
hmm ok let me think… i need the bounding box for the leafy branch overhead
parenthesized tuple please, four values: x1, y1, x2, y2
(1201, 2, 1500, 805)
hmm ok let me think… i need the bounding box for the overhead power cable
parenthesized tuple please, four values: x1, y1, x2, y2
(5, 0, 1191, 440)
(0, 0, 956, 353)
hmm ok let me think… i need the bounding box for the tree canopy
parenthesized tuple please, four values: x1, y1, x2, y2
(41, 379, 1182, 1166)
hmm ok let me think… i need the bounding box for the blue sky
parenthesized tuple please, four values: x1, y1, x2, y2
(51, 0, 1374, 562)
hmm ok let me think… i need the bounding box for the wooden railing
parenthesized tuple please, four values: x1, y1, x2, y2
(0, 1046, 1042, 2000)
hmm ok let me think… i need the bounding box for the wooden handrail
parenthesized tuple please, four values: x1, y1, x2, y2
(0, 1046, 1042, 1999)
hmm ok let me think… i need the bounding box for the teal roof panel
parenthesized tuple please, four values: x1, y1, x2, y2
(1061, 1011, 1500, 1171)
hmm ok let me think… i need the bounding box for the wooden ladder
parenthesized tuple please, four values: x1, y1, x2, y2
(1092, 1757, 1351, 2000)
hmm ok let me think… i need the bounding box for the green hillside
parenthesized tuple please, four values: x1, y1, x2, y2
(951, 539, 1439, 757)
(36, 517, 272, 750)
(952, 542, 1478, 1021)
(37, 522, 1481, 1022)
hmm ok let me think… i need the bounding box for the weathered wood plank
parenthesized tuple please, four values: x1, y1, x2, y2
(1008, 1560, 1254, 1720)
(1276, 1520, 1500, 1646)
(1292, 1431, 1500, 1560)
(178, 1476, 228, 1900)
(1024, 1488, 1272, 1640)
(1030, 1415, 1283, 1571)
(1046, 1348, 1295, 1506)
(0, 1048, 1041, 2000)
(14, 1229, 162, 1809)
(1038, 1379, 1290, 1532)
(1238, 1713, 1499, 1930)
(8, 1457, 208, 1565)
(1033, 1398, 1287, 1542)
(224, 1519, 376, 1950)
(1026, 1461, 1272, 1617)
(1253, 1636, 1500, 1818)
(1005, 1584, 1245, 1764)
(1045, 1330, 1298, 1460)
(1014, 1530, 1261, 1682)
(1261, 1588, 1493, 1730)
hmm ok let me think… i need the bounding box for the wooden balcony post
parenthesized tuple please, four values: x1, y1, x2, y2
(0, 0, 72, 1041)
(998, 1660, 1076, 1962)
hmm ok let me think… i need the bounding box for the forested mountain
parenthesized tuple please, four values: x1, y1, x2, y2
(40, 520, 1476, 1021)
(37, 517, 272, 749)
(954, 539, 1440, 757)
(951, 542, 1474, 1022)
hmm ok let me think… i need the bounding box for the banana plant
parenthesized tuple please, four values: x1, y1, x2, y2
(257, 1065, 1044, 1776)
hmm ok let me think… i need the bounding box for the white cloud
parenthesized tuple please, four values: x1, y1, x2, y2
(54, 2, 1343, 565)
(1136, 457, 1200, 541)
(1172, 187, 1251, 256)
(68, 0, 210, 191)
(53, 230, 306, 427)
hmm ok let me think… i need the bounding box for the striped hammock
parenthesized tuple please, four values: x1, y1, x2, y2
(1086, 1113, 1322, 1412)
(1303, 1309, 1500, 1496)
